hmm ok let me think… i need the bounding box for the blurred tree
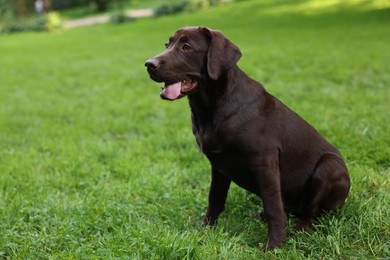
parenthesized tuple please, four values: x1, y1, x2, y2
(94, 0, 110, 12)
(0, 0, 35, 19)
(50, 0, 89, 10)
(0, 0, 133, 19)
(14, 0, 29, 17)
(43, 0, 50, 12)
(0, 0, 14, 19)
(112, 0, 127, 11)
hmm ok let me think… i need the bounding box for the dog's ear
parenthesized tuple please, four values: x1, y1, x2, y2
(200, 27, 242, 80)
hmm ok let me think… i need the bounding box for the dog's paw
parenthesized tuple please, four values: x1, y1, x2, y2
(261, 240, 283, 252)
(292, 218, 313, 232)
(201, 216, 218, 227)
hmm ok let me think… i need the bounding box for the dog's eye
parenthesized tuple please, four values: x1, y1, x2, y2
(182, 44, 192, 52)
(165, 42, 169, 48)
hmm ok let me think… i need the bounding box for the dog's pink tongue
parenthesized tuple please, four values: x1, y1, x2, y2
(161, 82, 181, 100)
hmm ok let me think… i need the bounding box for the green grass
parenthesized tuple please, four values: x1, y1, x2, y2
(0, 0, 389, 258)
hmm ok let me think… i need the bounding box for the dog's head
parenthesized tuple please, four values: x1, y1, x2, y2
(145, 26, 241, 100)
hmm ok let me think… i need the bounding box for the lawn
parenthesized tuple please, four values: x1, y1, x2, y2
(0, 0, 389, 258)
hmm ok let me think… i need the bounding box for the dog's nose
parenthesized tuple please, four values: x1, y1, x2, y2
(145, 58, 160, 70)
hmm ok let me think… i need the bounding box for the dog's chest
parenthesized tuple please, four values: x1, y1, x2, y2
(204, 146, 260, 194)
(195, 129, 222, 154)
(192, 120, 262, 194)
(194, 126, 252, 170)
(193, 120, 231, 154)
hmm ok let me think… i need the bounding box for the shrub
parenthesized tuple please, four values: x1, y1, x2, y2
(110, 11, 136, 25)
(94, 0, 110, 12)
(45, 12, 62, 31)
(0, 0, 15, 20)
(153, 0, 225, 17)
(1, 12, 62, 34)
(1, 18, 45, 34)
(154, 1, 190, 17)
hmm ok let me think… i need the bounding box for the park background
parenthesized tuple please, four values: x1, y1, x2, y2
(0, 0, 389, 258)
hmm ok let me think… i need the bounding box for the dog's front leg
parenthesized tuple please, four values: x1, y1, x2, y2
(202, 167, 231, 226)
(251, 156, 287, 251)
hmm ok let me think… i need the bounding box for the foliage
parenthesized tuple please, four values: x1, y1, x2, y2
(154, 0, 224, 17)
(109, 0, 135, 24)
(11, 0, 34, 17)
(94, 0, 110, 12)
(45, 12, 62, 30)
(0, 0, 389, 258)
(1, 16, 46, 34)
(154, 1, 191, 17)
(1, 12, 62, 34)
(51, 0, 90, 10)
(0, 0, 14, 20)
(110, 11, 136, 24)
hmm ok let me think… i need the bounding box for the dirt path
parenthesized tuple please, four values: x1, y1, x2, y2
(63, 8, 153, 28)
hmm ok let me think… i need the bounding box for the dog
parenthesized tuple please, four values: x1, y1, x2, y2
(145, 26, 350, 251)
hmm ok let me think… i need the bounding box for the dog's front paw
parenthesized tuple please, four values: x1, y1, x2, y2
(202, 216, 218, 227)
(292, 218, 313, 232)
(261, 239, 283, 252)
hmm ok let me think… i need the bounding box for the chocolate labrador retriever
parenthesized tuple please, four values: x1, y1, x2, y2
(145, 26, 350, 250)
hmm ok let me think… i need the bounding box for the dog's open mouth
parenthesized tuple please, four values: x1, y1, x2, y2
(160, 79, 198, 100)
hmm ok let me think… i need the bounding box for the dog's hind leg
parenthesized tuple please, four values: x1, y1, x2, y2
(294, 153, 350, 231)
